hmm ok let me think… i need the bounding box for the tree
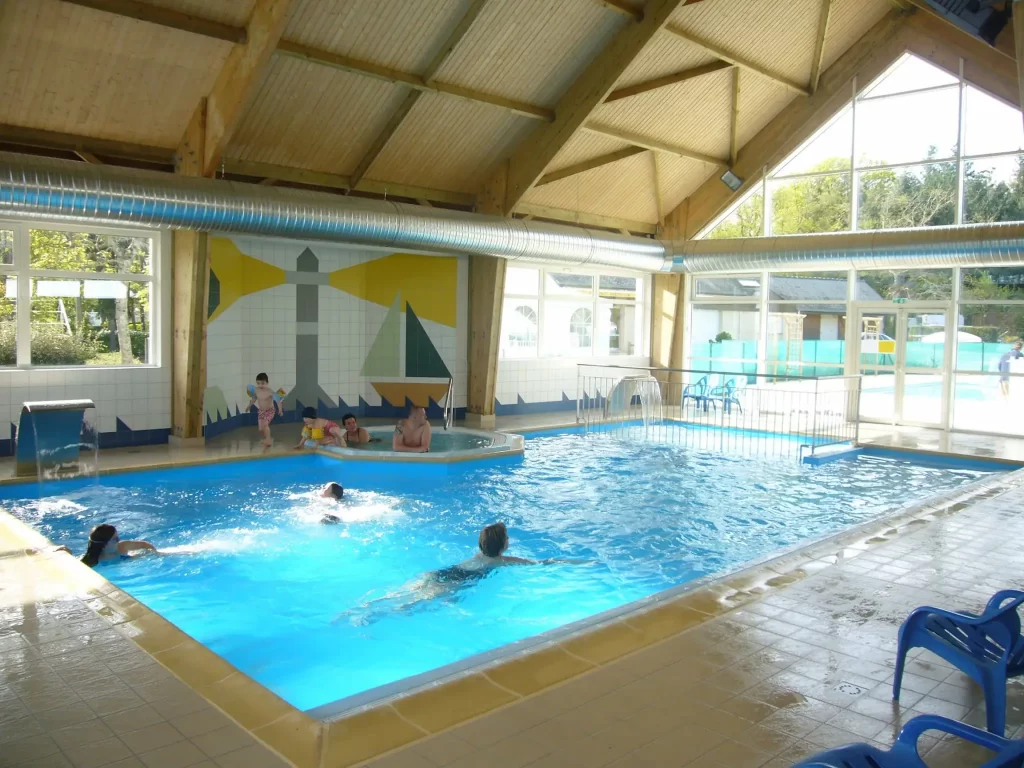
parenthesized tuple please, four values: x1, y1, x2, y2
(706, 192, 763, 239)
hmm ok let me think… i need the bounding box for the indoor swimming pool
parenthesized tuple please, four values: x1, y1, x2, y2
(0, 430, 1003, 713)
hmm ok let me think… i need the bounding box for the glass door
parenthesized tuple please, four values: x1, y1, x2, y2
(855, 305, 949, 427)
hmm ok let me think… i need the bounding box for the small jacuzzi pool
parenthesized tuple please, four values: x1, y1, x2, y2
(321, 425, 522, 462)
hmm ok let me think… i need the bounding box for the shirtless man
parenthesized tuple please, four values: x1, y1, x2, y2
(392, 406, 431, 453)
(341, 413, 374, 446)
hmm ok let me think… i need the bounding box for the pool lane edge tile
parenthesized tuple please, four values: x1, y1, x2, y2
(322, 706, 426, 768)
(391, 674, 519, 734)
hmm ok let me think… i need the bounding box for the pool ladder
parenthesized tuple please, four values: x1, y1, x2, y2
(442, 377, 454, 430)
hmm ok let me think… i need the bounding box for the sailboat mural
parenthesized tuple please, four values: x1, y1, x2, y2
(361, 294, 452, 408)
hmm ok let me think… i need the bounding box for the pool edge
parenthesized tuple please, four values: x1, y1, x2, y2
(1, 466, 1021, 768)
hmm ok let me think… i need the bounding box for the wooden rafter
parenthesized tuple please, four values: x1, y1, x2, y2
(535, 146, 647, 187)
(729, 67, 740, 167)
(605, 60, 733, 102)
(592, 0, 643, 21)
(349, 0, 489, 189)
(484, 0, 723, 216)
(810, 0, 833, 92)
(665, 24, 812, 95)
(177, 0, 295, 178)
(651, 152, 664, 224)
(0, 124, 173, 163)
(61, 0, 245, 43)
(583, 123, 726, 166)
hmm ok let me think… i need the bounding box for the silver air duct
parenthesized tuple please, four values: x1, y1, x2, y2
(674, 225, 1024, 273)
(0, 153, 671, 272)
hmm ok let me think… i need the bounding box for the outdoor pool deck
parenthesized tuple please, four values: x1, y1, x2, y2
(2, 420, 1024, 768)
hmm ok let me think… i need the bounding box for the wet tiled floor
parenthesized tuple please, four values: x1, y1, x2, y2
(359, 487, 1024, 768)
(3, 423, 1024, 767)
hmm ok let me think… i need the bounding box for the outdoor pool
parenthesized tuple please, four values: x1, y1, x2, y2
(0, 430, 1002, 714)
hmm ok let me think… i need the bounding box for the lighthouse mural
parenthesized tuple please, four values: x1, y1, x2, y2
(203, 237, 458, 427)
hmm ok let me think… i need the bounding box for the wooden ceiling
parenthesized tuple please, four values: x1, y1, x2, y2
(0, 0, 923, 233)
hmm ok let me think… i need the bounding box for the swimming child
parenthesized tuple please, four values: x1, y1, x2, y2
(249, 373, 285, 447)
(78, 524, 157, 567)
(293, 407, 345, 450)
(320, 482, 344, 524)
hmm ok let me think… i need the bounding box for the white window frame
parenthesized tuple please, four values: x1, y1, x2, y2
(0, 217, 165, 370)
(699, 52, 1024, 239)
(500, 262, 650, 361)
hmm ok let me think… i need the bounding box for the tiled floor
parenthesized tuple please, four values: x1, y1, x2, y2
(3, 421, 1024, 768)
(360, 488, 1024, 768)
(0, 552, 288, 768)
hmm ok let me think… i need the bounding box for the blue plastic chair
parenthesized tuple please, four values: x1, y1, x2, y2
(893, 590, 1024, 736)
(793, 714, 1024, 767)
(708, 378, 743, 414)
(682, 376, 709, 410)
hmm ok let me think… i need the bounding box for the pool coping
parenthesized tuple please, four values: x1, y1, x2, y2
(318, 426, 525, 464)
(0, 455, 1020, 767)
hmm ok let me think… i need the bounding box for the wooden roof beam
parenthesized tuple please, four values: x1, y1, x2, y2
(484, 0, 704, 216)
(583, 123, 726, 166)
(592, 1, 644, 22)
(670, 8, 910, 239)
(177, 0, 296, 178)
(605, 60, 733, 102)
(665, 24, 812, 95)
(728, 68, 740, 167)
(0, 124, 174, 163)
(536, 146, 647, 186)
(60, 0, 246, 43)
(809, 0, 834, 92)
(349, 0, 490, 189)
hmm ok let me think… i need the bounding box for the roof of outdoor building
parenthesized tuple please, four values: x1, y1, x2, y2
(694, 276, 882, 301)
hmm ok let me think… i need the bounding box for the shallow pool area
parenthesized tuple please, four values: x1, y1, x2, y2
(0, 430, 1004, 715)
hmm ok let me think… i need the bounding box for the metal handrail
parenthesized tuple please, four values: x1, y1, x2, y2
(442, 377, 454, 430)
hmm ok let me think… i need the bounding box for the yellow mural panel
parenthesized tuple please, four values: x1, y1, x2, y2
(329, 253, 457, 328)
(371, 382, 451, 408)
(208, 237, 287, 322)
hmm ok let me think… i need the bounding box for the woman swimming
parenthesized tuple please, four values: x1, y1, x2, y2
(78, 524, 157, 567)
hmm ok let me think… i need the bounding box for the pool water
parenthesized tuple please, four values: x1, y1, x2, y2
(0, 432, 998, 712)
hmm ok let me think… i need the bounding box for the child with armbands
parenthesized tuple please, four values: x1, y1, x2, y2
(293, 406, 346, 450)
(247, 373, 285, 447)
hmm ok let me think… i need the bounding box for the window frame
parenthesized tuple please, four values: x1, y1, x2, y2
(500, 262, 649, 361)
(0, 217, 165, 370)
(698, 52, 1024, 239)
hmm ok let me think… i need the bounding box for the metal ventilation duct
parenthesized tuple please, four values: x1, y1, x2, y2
(673, 225, 1024, 273)
(0, 153, 671, 273)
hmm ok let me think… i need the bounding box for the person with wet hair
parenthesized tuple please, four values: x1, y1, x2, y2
(320, 483, 344, 524)
(79, 524, 156, 567)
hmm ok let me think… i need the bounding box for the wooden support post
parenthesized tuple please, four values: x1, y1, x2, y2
(170, 103, 209, 444)
(467, 162, 509, 428)
(1014, 0, 1024, 128)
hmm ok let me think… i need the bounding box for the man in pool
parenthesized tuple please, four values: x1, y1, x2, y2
(338, 523, 589, 623)
(393, 406, 431, 453)
(320, 483, 344, 524)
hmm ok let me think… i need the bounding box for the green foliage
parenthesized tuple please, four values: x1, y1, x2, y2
(28, 327, 98, 366)
(961, 326, 1001, 343)
(704, 148, 1024, 239)
(714, 331, 733, 342)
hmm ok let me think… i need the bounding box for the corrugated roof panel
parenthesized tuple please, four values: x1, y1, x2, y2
(368, 93, 536, 193)
(0, 0, 230, 148)
(821, 0, 893, 73)
(735, 74, 797, 151)
(522, 153, 659, 223)
(656, 153, 718, 215)
(283, 0, 466, 74)
(591, 66, 734, 159)
(227, 56, 408, 174)
(545, 132, 634, 174)
(612, 28, 719, 91)
(431, 0, 625, 108)
(669, 0, 821, 86)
